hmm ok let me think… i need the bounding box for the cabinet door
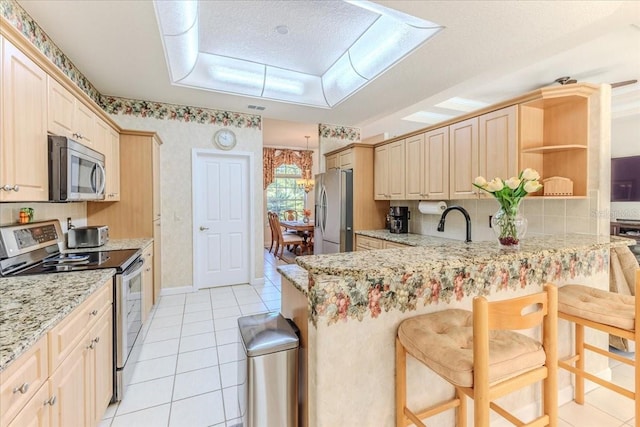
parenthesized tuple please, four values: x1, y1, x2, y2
(94, 118, 109, 160)
(49, 338, 90, 427)
(152, 139, 161, 221)
(88, 310, 113, 427)
(388, 139, 406, 200)
(479, 105, 518, 197)
(73, 101, 95, 147)
(142, 243, 154, 322)
(425, 127, 449, 200)
(108, 128, 120, 200)
(449, 117, 479, 199)
(405, 134, 424, 200)
(374, 145, 389, 200)
(7, 383, 51, 427)
(1, 39, 48, 201)
(338, 149, 353, 169)
(47, 76, 75, 138)
(325, 153, 338, 170)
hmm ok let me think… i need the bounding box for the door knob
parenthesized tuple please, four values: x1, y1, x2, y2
(199, 226, 209, 231)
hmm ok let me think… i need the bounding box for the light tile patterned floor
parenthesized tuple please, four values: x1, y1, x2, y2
(100, 250, 636, 427)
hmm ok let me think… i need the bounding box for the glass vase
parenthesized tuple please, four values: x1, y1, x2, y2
(491, 204, 527, 249)
(303, 216, 310, 224)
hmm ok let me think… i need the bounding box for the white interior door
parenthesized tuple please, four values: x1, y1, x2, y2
(193, 151, 250, 288)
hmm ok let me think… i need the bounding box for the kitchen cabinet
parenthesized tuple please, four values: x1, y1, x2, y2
(141, 242, 154, 323)
(325, 153, 338, 170)
(326, 149, 353, 170)
(88, 130, 163, 304)
(478, 105, 518, 197)
(1, 280, 112, 427)
(94, 118, 121, 201)
(47, 76, 96, 147)
(374, 139, 406, 200)
(355, 235, 409, 251)
(324, 144, 388, 244)
(449, 117, 479, 199)
(405, 128, 449, 200)
(0, 37, 48, 202)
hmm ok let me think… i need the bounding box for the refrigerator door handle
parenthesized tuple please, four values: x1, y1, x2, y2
(321, 186, 328, 234)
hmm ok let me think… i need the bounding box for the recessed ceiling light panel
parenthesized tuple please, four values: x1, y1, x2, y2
(435, 97, 489, 112)
(402, 111, 454, 124)
(153, 0, 443, 108)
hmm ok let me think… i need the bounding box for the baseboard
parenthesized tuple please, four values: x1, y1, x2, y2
(251, 277, 265, 286)
(160, 286, 195, 296)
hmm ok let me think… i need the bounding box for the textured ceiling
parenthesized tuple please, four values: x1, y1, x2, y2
(16, 0, 640, 144)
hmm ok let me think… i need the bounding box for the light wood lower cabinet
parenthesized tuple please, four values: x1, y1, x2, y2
(142, 242, 154, 323)
(0, 280, 113, 427)
(355, 235, 409, 251)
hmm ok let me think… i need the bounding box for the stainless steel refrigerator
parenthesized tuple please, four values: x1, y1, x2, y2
(314, 168, 353, 254)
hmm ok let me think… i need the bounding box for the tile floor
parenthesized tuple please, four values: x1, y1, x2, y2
(100, 250, 636, 427)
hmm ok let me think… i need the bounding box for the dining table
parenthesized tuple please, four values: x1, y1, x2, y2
(280, 220, 315, 254)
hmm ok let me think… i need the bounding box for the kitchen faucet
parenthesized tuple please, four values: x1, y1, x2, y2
(437, 206, 472, 243)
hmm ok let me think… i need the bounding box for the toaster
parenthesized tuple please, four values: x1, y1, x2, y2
(67, 225, 109, 248)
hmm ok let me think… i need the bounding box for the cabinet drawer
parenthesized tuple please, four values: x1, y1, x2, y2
(0, 335, 48, 426)
(356, 235, 384, 250)
(48, 280, 112, 372)
(384, 241, 409, 249)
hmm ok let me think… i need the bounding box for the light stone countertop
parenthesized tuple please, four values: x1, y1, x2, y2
(0, 269, 115, 372)
(277, 264, 309, 296)
(296, 232, 633, 280)
(63, 238, 153, 252)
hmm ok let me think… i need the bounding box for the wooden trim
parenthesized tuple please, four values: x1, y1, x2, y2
(0, 16, 121, 132)
(324, 142, 375, 157)
(119, 129, 164, 145)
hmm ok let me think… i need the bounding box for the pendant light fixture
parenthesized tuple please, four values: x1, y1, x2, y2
(297, 136, 315, 193)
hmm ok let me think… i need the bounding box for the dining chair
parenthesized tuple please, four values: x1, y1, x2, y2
(267, 211, 277, 253)
(281, 209, 298, 221)
(272, 214, 305, 260)
(396, 284, 558, 427)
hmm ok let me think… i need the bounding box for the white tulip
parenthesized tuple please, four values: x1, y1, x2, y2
(521, 168, 540, 181)
(486, 178, 504, 192)
(474, 176, 487, 187)
(524, 180, 542, 193)
(504, 177, 521, 190)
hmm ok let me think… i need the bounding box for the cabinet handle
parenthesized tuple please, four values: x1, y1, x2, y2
(94, 336, 100, 344)
(13, 383, 29, 394)
(87, 341, 96, 350)
(2, 184, 18, 191)
(45, 396, 57, 406)
(90, 309, 98, 316)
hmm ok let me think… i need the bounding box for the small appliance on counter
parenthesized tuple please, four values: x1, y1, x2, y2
(389, 206, 409, 234)
(67, 225, 109, 248)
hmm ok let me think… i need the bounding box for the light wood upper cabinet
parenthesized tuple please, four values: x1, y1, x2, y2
(152, 140, 161, 220)
(478, 105, 518, 194)
(449, 117, 479, 199)
(47, 76, 96, 147)
(374, 139, 405, 200)
(405, 129, 449, 201)
(326, 153, 338, 170)
(94, 118, 120, 201)
(326, 149, 353, 170)
(1, 38, 48, 201)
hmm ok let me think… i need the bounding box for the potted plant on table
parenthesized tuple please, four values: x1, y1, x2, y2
(302, 209, 312, 223)
(473, 168, 543, 248)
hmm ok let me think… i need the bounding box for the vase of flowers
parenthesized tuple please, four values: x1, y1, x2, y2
(302, 208, 311, 223)
(473, 168, 543, 249)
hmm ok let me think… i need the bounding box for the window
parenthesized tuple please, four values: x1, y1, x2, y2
(266, 164, 305, 216)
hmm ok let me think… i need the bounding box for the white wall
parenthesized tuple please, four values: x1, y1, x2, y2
(610, 114, 640, 221)
(111, 115, 264, 289)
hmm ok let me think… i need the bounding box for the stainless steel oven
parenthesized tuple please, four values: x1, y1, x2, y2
(115, 254, 145, 401)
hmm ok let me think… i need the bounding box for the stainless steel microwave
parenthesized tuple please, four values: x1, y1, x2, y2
(48, 136, 106, 202)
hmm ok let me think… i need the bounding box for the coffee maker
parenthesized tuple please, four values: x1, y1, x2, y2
(388, 206, 410, 234)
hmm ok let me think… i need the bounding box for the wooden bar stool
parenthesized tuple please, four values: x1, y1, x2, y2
(557, 269, 639, 422)
(395, 284, 558, 427)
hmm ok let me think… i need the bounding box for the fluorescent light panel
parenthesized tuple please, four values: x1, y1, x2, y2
(435, 97, 489, 112)
(402, 111, 454, 124)
(154, 0, 443, 108)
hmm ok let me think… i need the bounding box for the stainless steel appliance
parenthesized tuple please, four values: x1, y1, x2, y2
(314, 168, 353, 254)
(49, 136, 106, 201)
(0, 220, 143, 402)
(389, 206, 410, 234)
(68, 225, 109, 248)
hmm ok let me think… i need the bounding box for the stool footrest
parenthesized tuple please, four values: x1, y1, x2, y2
(407, 397, 461, 426)
(490, 402, 524, 425)
(583, 342, 635, 366)
(559, 360, 635, 400)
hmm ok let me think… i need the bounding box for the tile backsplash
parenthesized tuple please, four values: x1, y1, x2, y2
(0, 202, 87, 232)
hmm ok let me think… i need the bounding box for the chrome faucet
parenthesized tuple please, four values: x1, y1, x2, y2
(437, 206, 472, 243)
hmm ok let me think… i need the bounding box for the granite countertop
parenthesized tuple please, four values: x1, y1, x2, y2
(296, 232, 633, 280)
(0, 269, 115, 372)
(63, 237, 153, 253)
(277, 264, 309, 296)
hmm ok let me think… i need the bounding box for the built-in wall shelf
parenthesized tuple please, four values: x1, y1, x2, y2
(521, 144, 587, 154)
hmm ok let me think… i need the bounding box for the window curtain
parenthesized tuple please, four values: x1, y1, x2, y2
(263, 148, 313, 189)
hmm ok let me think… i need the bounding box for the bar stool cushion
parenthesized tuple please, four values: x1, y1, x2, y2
(559, 285, 635, 330)
(397, 309, 546, 388)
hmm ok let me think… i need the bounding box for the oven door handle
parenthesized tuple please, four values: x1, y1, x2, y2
(122, 257, 144, 281)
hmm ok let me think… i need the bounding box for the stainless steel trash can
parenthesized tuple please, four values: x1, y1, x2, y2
(238, 312, 299, 427)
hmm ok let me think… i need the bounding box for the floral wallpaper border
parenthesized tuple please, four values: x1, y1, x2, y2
(0, 0, 261, 129)
(308, 247, 608, 326)
(102, 96, 262, 129)
(0, 0, 103, 105)
(318, 123, 360, 141)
